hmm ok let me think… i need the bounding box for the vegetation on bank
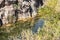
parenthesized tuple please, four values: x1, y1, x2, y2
(0, 0, 60, 40)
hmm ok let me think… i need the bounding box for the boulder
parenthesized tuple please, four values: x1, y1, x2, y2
(0, 0, 44, 25)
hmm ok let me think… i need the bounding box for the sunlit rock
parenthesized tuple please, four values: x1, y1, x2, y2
(0, 0, 44, 25)
(0, 0, 3, 4)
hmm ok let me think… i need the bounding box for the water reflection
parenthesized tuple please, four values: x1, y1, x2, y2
(32, 19, 44, 33)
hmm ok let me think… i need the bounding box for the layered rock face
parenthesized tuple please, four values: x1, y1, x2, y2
(0, 0, 43, 26)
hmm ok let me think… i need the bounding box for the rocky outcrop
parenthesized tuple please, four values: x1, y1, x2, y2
(0, 0, 43, 26)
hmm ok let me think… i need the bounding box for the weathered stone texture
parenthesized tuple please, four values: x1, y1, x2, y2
(0, 0, 43, 25)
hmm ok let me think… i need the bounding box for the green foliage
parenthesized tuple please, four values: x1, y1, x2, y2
(45, 0, 57, 8)
(37, 4, 60, 40)
(0, 19, 35, 40)
(0, 0, 60, 40)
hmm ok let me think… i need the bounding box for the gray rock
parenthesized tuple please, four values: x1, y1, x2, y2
(0, 0, 43, 25)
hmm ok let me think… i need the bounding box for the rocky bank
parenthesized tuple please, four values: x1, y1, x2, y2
(0, 0, 43, 26)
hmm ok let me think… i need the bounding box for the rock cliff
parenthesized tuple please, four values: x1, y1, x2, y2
(0, 0, 43, 26)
